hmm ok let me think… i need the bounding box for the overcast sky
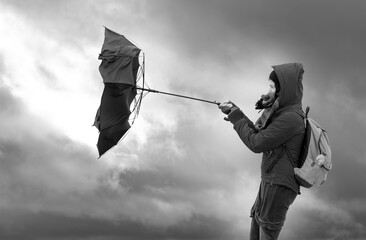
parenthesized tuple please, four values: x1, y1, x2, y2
(1, 0, 366, 239)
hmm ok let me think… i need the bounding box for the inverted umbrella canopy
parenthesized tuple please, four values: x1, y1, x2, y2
(94, 27, 220, 157)
(94, 27, 141, 157)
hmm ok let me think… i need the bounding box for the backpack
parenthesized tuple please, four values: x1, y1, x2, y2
(284, 106, 332, 188)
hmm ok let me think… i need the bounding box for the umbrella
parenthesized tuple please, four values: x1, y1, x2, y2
(94, 27, 219, 157)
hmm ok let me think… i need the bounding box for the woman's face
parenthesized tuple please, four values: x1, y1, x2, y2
(260, 79, 277, 107)
(268, 79, 276, 95)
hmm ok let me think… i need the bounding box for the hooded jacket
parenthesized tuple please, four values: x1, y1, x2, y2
(228, 63, 305, 193)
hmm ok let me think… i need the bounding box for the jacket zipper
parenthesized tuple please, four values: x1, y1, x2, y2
(265, 148, 285, 174)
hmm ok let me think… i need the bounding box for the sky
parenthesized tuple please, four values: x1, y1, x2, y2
(0, 0, 366, 239)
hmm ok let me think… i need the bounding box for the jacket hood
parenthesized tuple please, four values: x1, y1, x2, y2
(272, 63, 304, 108)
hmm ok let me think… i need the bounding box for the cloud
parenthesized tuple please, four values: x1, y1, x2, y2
(282, 194, 366, 240)
(137, 0, 366, 111)
(0, 85, 102, 205)
(0, 81, 255, 238)
(0, 209, 245, 240)
(1, 0, 366, 239)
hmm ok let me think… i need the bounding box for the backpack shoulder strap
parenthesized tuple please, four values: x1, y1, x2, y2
(282, 106, 309, 168)
(294, 106, 308, 119)
(283, 144, 297, 168)
(305, 106, 310, 118)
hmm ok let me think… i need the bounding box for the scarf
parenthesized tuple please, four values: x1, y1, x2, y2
(255, 98, 280, 130)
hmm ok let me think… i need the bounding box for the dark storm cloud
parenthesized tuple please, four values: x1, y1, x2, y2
(285, 206, 366, 240)
(145, 0, 366, 103)
(0, 209, 237, 240)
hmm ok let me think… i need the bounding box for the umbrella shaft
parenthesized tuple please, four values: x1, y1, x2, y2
(136, 87, 219, 105)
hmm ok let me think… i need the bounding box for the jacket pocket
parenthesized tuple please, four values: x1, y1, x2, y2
(265, 148, 285, 174)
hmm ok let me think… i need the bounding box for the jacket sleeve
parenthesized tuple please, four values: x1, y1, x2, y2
(228, 108, 300, 153)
